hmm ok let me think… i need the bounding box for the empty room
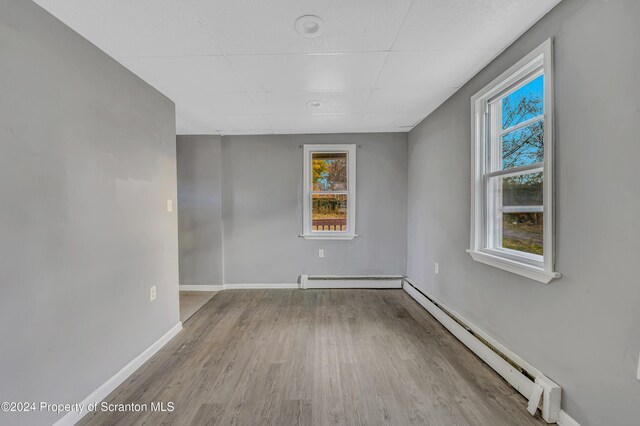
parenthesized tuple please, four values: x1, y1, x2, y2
(1, 0, 639, 425)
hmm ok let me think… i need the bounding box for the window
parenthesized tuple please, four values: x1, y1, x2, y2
(302, 144, 356, 240)
(469, 39, 560, 283)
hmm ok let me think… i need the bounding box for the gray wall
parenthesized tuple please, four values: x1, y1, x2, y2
(407, 0, 640, 425)
(218, 133, 407, 284)
(177, 135, 223, 287)
(0, 1, 179, 425)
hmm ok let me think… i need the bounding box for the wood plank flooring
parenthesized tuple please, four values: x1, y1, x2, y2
(179, 291, 218, 323)
(79, 289, 546, 426)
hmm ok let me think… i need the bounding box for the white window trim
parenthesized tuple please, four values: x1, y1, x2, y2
(301, 144, 357, 240)
(469, 38, 560, 284)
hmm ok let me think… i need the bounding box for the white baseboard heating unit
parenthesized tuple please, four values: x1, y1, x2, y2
(402, 278, 562, 424)
(300, 275, 403, 289)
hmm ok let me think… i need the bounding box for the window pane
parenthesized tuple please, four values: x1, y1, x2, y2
(503, 172, 543, 207)
(502, 74, 544, 130)
(502, 212, 543, 255)
(502, 120, 543, 169)
(312, 194, 347, 232)
(487, 172, 544, 256)
(312, 152, 347, 191)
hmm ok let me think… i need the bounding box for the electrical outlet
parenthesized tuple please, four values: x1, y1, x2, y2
(167, 199, 173, 212)
(150, 285, 157, 302)
(318, 249, 324, 258)
(435, 262, 439, 274)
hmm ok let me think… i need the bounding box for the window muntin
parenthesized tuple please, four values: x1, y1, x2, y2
(469, 39, 559, 283)
(302, 145, 356, 239)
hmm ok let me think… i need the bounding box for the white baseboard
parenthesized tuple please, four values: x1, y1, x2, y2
(182, 279, 404, 291)
(223, 283, 300, 289)
(53, 322, 183, 426)
(301, 275, 403, 289)
(558, 410, 581, 426)
(403, 279, 561, 423)
(306, 278, 402, 289)
(180, 285, 224, 292)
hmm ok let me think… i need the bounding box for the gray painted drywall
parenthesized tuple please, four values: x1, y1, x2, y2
(220, 133, 407, 284)
(407, 0, 640, 425)
(177, 135, 223, 287)
(0, 1, 179, 425)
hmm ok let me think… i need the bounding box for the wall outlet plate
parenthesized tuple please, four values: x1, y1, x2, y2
(318, 249, 324, 258)
(150, 285, 157, 301)
(167, 199, 173, 212)
(435, 263, 439, 274)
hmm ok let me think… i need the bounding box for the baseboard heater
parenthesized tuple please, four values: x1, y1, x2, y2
(402, 278, 561, 424)
(300, 275, 403, 289)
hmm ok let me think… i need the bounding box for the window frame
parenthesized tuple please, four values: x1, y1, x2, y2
(301, 144, 357, 240)
(469, 39, 560, 284)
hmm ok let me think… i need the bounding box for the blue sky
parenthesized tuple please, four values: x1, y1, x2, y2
(502, 74, 544, 129)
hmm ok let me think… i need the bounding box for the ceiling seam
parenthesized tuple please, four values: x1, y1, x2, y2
(362, 0, 417, 119)
(186, 0, 273, 135)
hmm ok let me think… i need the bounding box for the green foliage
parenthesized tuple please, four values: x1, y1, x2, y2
(313, 197, 346, 215)
(503, 172, 543, 206)
(503, 212, 543, 255)
(502, 238, 543, 255)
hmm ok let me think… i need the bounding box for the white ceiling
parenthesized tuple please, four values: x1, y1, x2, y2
(33, 0, 561, 135)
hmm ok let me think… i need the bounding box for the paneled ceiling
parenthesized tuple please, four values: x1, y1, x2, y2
(33, 0, 561, 135)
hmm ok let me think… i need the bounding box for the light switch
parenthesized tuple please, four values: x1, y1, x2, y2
(167, 199, 173, 212)
(318, 249, 324, 258)
(435, 263, 439, 274)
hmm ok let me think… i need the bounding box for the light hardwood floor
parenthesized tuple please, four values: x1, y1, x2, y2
(80, 289, 545, 426)
(179, 291, 217, 323)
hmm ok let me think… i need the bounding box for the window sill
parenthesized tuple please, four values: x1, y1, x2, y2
(467, 249, 561, 284)
(299, 234, 358, 241)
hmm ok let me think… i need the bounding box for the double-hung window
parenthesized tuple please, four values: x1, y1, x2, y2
(302, 144, 356, 240)
(469, 39, 560, 283)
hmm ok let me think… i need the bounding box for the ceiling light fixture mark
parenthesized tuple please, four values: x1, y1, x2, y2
(294, 15, 324, 38)
(306, 100, 323, 109)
